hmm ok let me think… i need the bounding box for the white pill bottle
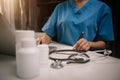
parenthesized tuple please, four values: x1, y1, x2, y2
(16, 38, 40, 79)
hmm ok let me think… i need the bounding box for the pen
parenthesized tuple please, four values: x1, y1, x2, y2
(78, 32, 84, 40)
(73, 32, 85, 49)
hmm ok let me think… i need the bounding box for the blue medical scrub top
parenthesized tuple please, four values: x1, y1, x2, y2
(42, 0, 114, 46)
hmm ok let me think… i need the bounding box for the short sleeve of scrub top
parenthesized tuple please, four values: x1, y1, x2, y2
(42, 0, 114, 46)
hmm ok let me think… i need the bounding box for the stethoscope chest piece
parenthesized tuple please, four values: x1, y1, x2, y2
(50, 60, 64, 69)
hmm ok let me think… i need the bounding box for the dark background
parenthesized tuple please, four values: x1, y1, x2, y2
(101, 0, 120, 58)
(37, 0, 120, 58)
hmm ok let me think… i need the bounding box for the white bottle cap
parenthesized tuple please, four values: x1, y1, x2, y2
(16, 30, 35, 43)
(21, 38, 36, 48)
(37, 44, 48, 48)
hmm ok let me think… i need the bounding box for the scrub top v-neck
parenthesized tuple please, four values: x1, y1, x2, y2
(42, 0, 114, 46)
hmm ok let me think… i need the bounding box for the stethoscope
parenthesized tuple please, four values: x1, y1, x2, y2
(49, 49, 90, 69)
(49, 49, 112, 69)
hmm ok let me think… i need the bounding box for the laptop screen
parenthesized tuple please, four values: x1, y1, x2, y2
(0, 14, 15, 56)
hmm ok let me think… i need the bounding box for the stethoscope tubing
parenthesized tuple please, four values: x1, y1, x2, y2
(49, 49, 90, 62)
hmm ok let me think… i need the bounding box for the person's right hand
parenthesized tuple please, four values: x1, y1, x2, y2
(36, 33, 52, 45)
(73, 38, 90, 51)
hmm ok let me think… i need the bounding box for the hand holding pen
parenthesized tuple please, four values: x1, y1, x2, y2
(36, 33, 52, 45)
(73, 32, 91, 51)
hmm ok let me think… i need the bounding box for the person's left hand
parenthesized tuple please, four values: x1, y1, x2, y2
(73, 38, 90, 51)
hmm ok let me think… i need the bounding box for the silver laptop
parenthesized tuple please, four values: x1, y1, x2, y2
(0, 14, 15, 56)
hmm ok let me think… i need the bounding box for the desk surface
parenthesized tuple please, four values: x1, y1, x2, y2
(0, 42, 120, 80)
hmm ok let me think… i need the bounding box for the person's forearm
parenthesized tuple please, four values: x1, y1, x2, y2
(88, 41, 106, 50)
